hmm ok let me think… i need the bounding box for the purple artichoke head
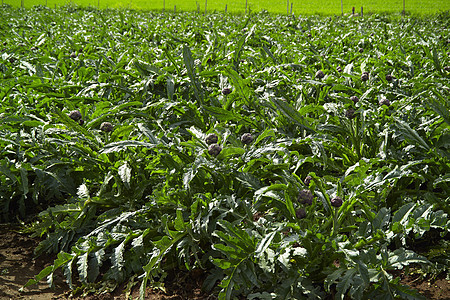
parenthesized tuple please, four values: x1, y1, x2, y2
(298, 189, 313, 205)
(205, 133, 218, 145)
(385, 74, 393, 82)
(379, 97, 391, 107)
(304, 175, 312, 187)
(345, 108, 356, 119)
(296, 208, 307, 219)
(331, 196, 343, 207)
(350, 96, 359, 104)
(315, 70, 325, 79)
(361, 72, 369, 81)
(222, 88, 232, 95)
(100, 122, 114, 132)
(240, 133, 253, 145)
(69, 110, 82, 121)
(208, 143, 222, 156)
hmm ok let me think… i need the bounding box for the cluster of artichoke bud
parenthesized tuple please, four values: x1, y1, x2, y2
(295, 176, 344, 220)
(205, 132, 254, 157)
(205, 133, 221, 156)
(296, 175, 315, 220)
(68, 110, 84, 125)
(345, 96, 360, 119)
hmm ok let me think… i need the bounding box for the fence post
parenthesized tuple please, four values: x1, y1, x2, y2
(361, 6, 363, 17)
(174, 5, 176, 12)
(403, 0, 405, 15)
(287, 0, 289, 15)
(225, 4, 227, 12)
(341, 0, 343, 15)
(290, 3, 293, 14)
(163, 0, 165, 12)
(21, 0, 23, 8)
(98, 0, 100, 8)
(245, 0, 248, 14)
(205, 0, 207, 14)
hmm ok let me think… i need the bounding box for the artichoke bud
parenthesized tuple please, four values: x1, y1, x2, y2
(298, 189, 313, 205)
(208, 143, 222, 156)
(315, 70, 325, 79)
(379, 97, 391, 107)
(331, 196, 343, 207)
(361, 72, 369, 81)
(296, 208, 307, 219)
(68, 110, 82, 121)
(385, 74, 393, 82)
(100, 122, 114, 132)
(222, 88, 232, 95)
(240, 133, 253, 145)
(205, 133, 218, 145)
(350, 96, 359, 104)
(345, 108, 356, 119)
(304, 175, 312, 187)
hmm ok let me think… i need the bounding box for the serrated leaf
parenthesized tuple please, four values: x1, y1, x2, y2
(394, 118, 430, 151)
(336, 269, 357, 300)
(77, 183, 90, 199)
(100, 140, 157, 153)
(77, 252, 89, 283)
(271, 98, 313, 131)
(118, 162, 132, 189)
(212, 257, 233, 269)
(255, 231, 277, 257)
(387, 248, 430, 270)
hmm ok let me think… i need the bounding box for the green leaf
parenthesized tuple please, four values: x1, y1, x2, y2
(217, 147, 246, 159)
(271, 98, 313, 132)
(118, 162, 132, 189)
(255, 230, 277, 257)
(21, 252, 74, 290)
(217, 219, 255, 252)
(387, 248, 430, 270)
(336, 268, 357, 300)
(183, 45, 202, 103)
(394, 118, 430, 151)
(100, 140, 157, 153)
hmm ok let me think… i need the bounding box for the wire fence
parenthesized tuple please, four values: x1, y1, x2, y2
(3, 0, 445, 16)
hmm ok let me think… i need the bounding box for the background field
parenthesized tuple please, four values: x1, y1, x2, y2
(3, 0, 450, 15)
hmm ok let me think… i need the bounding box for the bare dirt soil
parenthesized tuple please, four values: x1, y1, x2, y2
(1, 225, 448, 300)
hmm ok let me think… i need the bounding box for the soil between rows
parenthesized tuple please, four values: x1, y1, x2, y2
(0, 225, 448, 300)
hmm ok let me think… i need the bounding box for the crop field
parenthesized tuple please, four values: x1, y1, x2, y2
(4, 0, 450, 14)
(1, 3, 450, 300)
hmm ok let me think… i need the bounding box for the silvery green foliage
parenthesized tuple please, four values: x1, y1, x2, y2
(2, 5, 448, 299)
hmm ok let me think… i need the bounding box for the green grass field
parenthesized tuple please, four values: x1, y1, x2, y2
(3, 0, 450, 15)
